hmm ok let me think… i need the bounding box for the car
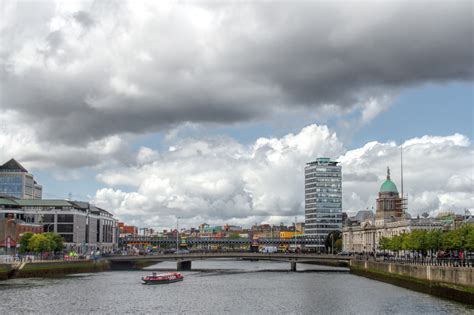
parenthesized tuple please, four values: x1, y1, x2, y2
(338, 251, 352, 256)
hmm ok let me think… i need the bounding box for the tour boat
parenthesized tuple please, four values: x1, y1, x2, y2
(142, 272, 184, 284)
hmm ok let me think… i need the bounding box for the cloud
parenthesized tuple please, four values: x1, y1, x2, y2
(1, 1, 472, 145)
(92, 124, 473, 229)
(0, 110, 130, 170)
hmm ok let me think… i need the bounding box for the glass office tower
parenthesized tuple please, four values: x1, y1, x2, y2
(0, 159, 42, 199)
(304, 157, 342, 250)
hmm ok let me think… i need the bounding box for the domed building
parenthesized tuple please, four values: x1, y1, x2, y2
(342, 167, 445, 253)
(375, 167, 404, 221)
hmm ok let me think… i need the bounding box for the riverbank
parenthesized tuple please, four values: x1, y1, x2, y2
(350, 260, 474, 305)
(0, 264, 12, 280)
(1, 260, 110, 279)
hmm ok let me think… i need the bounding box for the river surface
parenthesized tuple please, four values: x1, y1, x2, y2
(0, 259, 472, 314)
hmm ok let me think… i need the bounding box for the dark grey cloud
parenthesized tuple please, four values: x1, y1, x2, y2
(1, 1, 472, 145)
(73, 11, 95, 29)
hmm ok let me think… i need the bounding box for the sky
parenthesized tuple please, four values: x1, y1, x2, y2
(0, 0, 473, 230)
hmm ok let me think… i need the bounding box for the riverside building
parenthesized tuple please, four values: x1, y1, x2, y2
(0, 159, 42, 199)
(342, 167, 445, 253)
(304, 157, 342, 250)
(0, 196, 118, 253)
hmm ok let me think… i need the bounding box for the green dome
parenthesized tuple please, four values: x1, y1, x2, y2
(380, 179, 398, 193)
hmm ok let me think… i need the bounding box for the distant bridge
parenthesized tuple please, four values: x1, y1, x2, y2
(120, 236, 324, 246)
(106, 253, 352, 271)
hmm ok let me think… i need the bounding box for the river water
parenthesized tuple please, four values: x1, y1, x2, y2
(0, 259, 472, 314)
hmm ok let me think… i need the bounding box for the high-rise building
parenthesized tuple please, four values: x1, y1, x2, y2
(304, 157, 342, 250)
(0, 159, 42, 199)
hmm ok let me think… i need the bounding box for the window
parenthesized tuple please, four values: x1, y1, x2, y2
(41, 214, 55, 223)
(57, 224, 74, 233)
(57, 214, 74, 223)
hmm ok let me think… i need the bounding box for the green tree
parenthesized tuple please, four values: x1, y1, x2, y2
(426, 229, 443, 252)
(44, 233, 64, 252)
(28, 234, 55, 253)
(18, 232, 34, 253)
(379, 236, 391, 250)
(390, 234, 404, 251)
(334, 239, 342, 252)
(465, 227, 474, 251)
(228, 232, 241, 239)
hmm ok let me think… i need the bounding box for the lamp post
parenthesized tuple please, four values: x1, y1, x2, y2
(294, 217, 297, 252)
(176, 217, 179, 253)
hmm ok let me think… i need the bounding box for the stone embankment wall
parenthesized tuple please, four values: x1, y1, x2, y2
(350, 260, 474, 305)
(1, 260, 110, 280)
(0, 264, 12, 280)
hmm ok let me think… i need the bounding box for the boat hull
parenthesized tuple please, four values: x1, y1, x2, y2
(142, 278, 184, 285)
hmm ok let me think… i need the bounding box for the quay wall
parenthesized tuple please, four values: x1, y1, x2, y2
(350, 260, 474, 305)
(4, 260, 110, 279)
(0, 264, 12, 280)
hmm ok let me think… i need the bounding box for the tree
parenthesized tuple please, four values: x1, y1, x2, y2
(19, 232, 34, 253)
(426, 229, 443, 252)
(334, 239, 342, 252)
(390, 234, 404, 252)
(379, 236, 391, 250)
(465, 227, 474, 251)
(228, 232, 241, 239)
(44, 233, 64, 252)
(28, 234, 55, 253)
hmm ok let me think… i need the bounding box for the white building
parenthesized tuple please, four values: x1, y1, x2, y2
(305, 157, 342, 249)
(342, 168, 445, 253)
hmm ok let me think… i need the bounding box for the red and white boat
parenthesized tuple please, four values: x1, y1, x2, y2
(142, 272, 184, 285)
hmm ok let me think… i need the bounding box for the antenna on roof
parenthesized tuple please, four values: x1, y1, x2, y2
(68, 192, 72, 201)
(400, 143, 408, 217)
(400, 143, 404, 199)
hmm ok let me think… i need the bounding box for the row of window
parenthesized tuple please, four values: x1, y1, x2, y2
(305, 178, 341, 184)
(305, 184, 341, 190)
(305, 203, 342, 209)
(305, 167, 341, 173)
(305, 173, 341, 179)
(305, 209, 341, 214)
(306, 188, 341, 193)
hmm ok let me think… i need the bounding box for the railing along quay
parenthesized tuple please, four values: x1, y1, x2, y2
(355, 255, 474, 268)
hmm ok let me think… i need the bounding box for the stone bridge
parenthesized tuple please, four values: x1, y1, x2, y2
(106, 253, 352, 271)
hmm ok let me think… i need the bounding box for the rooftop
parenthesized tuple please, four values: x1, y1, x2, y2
(306, 157, 339, 167)
(0, 159, 28, 173)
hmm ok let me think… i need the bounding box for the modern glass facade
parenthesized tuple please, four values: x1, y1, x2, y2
(0, 159, 42, 199)
(0, 174, 23, 198)
(304, 157, 342, 249)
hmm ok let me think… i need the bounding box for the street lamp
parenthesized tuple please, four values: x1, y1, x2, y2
(176, 217, 179, 253)
(294, 217, 297, 252)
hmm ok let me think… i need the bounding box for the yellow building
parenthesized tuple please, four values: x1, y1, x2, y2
(280, 231, 304, 239)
